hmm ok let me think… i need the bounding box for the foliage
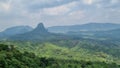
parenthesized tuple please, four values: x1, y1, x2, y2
(0, 44, 120, 68)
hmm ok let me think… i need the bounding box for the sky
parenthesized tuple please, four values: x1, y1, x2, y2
(0, 0, 120, 31)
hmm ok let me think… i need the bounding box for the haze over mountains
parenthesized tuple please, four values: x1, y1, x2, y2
(8, 23, 52, 41)
(48, 23, 120, 33)
(8, 23, 70, 41)
(0, 26, 33, 39)
(0, 22, 120, 41)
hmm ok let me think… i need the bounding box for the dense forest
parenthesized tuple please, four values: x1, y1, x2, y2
(0, 44, 120, 68)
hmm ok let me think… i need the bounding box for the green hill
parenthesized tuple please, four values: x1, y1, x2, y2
(0, 44, 120, 68)
(1, 40, 120, 65)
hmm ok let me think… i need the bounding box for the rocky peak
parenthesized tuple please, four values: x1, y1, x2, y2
(32, 23, 48, 33)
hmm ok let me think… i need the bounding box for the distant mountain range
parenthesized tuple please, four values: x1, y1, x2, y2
(48, 23, 120, 33)
(0, 26, 33, 39)
(8, 23, 69, 41)
(8, 23, 53, 41)
(0, 22, 120, 41)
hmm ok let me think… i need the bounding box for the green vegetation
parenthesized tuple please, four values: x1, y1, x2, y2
(0, 44, 120, 68)
(0, 16, 120, 68)
(0, 39, 120, 64)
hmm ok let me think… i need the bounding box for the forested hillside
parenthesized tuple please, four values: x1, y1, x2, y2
(0, 44, 120, 68)
(0, 23, 120, 68)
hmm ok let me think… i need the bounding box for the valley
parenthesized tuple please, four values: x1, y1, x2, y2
(0, 23, 120, 68)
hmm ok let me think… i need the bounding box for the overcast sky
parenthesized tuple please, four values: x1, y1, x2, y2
(0, 0, 120, 31)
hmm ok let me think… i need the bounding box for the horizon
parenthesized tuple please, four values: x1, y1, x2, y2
(0, 0, 120, 31)
(0, 22, 120, 32)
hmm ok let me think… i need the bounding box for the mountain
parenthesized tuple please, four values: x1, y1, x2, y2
(66, 28, 120, 41)
(0, 23, 120, 67)
(31, 23, 49, 34)
(8, 23, 69, 41)
(48, 23, 120, 33)
(94, 28, 120, 40)
(0, 26, 33, 39)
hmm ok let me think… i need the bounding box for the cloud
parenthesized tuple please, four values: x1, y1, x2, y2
(0, 0, 120, 31)
(68, 10, 85, 19)
(41, 1, 77, 15)
(42, 6, 69, 16)
(111, 0, 120, 4)
(82, 0, 94, 5)
(22, 0, 79, 12)
(0, 0, 12, 11)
